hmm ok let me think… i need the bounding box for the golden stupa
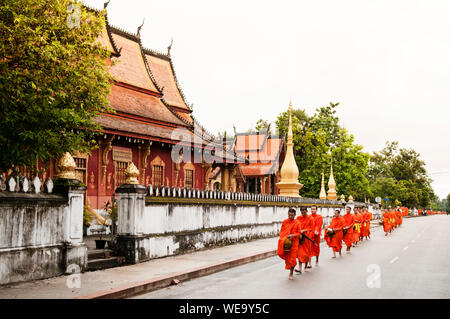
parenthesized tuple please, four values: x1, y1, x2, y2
(319, 171, 327, 199)
(326, 160, 338, 200)
(276, 101, 303, 197)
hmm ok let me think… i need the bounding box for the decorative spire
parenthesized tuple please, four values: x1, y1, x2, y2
(319, 171, 327, 199)
(348, 195, 354, 203)
(276, 100, 303, 197)
(167, 37, 173, 56)
(340, 194, 346, 202)
(103, 0, 110, 9)
(137, 18, 145, 38)
(125, 162, 139, 184)
(327, 157, 338, 200)
(56, 152, 76, 179)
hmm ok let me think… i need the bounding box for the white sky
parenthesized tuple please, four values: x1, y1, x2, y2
(83, 0, 450, 200)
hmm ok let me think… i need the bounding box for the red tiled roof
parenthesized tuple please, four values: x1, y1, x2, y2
(240, 163, 275, 176)
(95, 114, 179, 141)
(235, 133, 267, 152)
(107, 84, 185, 126)
(109, 29, 159, 92)
(238, 137, 283, 163)
(145, 53, 190, 110)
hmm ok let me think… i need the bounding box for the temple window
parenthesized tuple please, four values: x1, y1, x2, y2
(72, 151, 88, 184)
(114, 161, 128, 188)
(185, 169, 194, 189)
(153, 165, 164, 186)
(150, 156, 166, 187)
(183, 162, 195, 189)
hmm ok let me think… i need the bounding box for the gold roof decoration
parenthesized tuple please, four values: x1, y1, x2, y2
(125, 162, 140, 184)
(276, 100, 303, 197)
(326, 158, 337, 200)
(348, 195, 354, 203)
(56, 152, 76, 179)
(340, 194, 346, 202)
(319, 171, 327, 199)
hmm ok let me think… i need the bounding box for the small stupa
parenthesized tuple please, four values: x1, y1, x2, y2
(276, 100, 303, 197)
(326, 159, 338, 201)
(319, 171, 327, 199)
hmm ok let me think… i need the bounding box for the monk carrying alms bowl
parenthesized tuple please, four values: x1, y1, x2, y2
(326, 228, 335, 237)
(284, 237, 292, 252)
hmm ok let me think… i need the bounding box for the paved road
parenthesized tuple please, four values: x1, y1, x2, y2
(134, 215, 450, 299)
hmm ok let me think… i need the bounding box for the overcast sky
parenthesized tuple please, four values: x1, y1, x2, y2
(84, 0, 449, 199)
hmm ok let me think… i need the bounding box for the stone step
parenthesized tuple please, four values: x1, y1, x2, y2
(87, 256, 126, 271)
(88, 249, 113, 260)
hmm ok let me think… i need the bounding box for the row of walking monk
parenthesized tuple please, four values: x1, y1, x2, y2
(277, 205, 404, 280)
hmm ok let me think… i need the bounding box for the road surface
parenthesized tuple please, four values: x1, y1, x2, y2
(134, 215, 450, 299)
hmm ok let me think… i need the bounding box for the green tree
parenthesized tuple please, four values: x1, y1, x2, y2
(446, 194, 450, 211)
(274, 102, 370, 200)
(0, 0, 113, 172)
(254, 119, 271, 133)
(367, 141, 435, 208)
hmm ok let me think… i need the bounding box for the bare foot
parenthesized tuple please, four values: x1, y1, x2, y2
(294, 269, 302, 273)
(289, 275, 293, 280)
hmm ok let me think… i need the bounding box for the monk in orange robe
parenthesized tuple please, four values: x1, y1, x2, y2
(361, 206, 370, 240)
(342, 206, 355, 252)
(382, 209, 391, 235)
(398, 209, 402, 226)
(359, 207, 366, 241)
(277, 208, 302, 280)
(295, 206, 313, 273)
(353, 207, 363, 246)
(325, 209, 345, 258)
(366, 208, 373, 239)
(309, 205, 323, 266)
(389, 209, 395, 232)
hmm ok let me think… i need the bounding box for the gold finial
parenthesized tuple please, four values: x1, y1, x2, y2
(125, 162, 139, 184)
(348, 195, 354, 203)
(327, 158, 337, 200)
(56, 152, 76, 179)
(319, 171, 327, 199)
(340, 194, 346, 202)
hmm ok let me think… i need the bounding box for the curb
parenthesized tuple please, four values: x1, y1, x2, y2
(76, 250, 277, 299)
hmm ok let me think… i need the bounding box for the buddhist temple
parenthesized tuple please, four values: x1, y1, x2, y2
(29, 7, 246, 209)
(213, 131, 286, 194)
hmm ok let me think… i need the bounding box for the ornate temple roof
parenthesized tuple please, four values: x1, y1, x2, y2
(226, 132, 285, 177)
(92, 8, 246, 163)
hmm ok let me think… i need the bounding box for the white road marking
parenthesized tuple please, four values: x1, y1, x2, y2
(390, 256, 399, 264)
(403, 246, 408, 251)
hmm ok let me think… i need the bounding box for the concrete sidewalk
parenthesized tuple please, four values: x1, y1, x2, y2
(0, 220, 384, 299)
(0, 236, 278, 299)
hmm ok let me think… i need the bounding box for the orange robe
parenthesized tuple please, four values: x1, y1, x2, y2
(367, 212, 373, 236)
(310, 213, 323, 257)
(342, 213, 355, 248)
(362, 212, 370, 237)
(353, 213, 362, 243)
(296, 215, 313, 263)
(325, 216, 345, 252)
(383, 212, 391, 232)
(277, 218, 301, 269)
